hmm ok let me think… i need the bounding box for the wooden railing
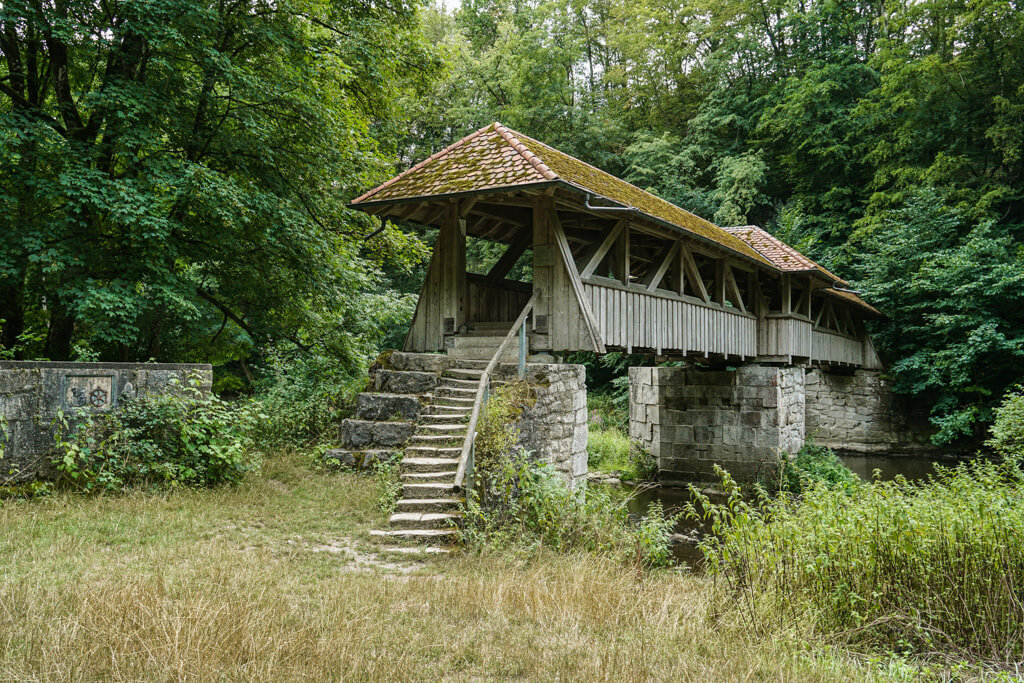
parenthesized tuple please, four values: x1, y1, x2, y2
(811, 328, 864, 366)
(453, 290, 539, 494)
(582, 280, 757, 357)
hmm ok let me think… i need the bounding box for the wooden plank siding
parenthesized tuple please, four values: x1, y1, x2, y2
(583, 281, 757, 357)
(760, 316, 813, 359)
(466, 276, 531, 323)
(811, 329, 865, 366)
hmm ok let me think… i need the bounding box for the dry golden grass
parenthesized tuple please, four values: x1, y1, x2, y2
(0, 453, 880, 681)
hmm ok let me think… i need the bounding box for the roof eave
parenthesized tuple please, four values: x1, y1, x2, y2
(347, 181, 562, 210)
(553, 180, 778, 272)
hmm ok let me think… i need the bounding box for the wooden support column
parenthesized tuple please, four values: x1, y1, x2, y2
(782, 274, 792, 315)
(438, 200, 466, 335)
(714, 259, 726, 307)
(613, 224, 630, 286)
(532, 195, 553, 342)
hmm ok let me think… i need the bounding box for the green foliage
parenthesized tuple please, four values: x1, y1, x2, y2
(852, 190, 1024, 443)
(778, 440, 859, 494)
(372, 458, 403, 516)
(464, 449, 681, 569)
(250, 348, 366, 450)
(474, 380, 536, 471)
(0, 0, 436, 364)
(690, 459, 1024, 663)
(987, 387, 1024, 459)
(52, 379, 260, 491)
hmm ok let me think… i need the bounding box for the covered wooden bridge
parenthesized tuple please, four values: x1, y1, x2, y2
(351, 123, 882, 370)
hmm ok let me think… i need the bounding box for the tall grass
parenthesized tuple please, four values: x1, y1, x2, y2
(692, 459, 1024, 664)
(0, 453, 879, 681)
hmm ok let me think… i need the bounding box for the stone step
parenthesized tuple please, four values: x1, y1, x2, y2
(435, 385, 477, 398)
(452, 335, 507, 347)
(444, 368, 485, 380)
(418, 423, 467, 433)
(401, 457, 460, 473)
(370, 528, 461, 544)
(402, 482, 457, 498)
(388, 511, 462, 530)
(448, 348, 518, 362)
(452, 360, 488, 370)
(419, 413, 466, 424)
(400, 470, 457, 482)
(404, 446, 462, 458)
(409, 437, 463, 449)
(432, 396, 476, 408)
(441, 377, 481, 388)
(395, 498, 463, 513)
(423, 403, 472, 415)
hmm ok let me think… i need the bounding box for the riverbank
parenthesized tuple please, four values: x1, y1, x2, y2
(0, 452, 891, 680)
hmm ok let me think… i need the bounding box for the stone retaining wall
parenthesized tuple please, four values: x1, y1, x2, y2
(0, 361, 212, 482)
(509, 363, 588, 488)
(804, 369, 934, 456)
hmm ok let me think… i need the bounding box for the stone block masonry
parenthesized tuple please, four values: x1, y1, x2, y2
(629, 365, 804, 483)
(630, 365, 936, 484)
(505, 363, 588, 488)
(0, 361, 212, 482)
(804, 369, 934, 456)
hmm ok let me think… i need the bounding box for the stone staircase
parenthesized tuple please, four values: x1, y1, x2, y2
(369, 359, 494, 545)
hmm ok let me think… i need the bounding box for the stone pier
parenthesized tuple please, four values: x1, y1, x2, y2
(629, 365, 934, 484)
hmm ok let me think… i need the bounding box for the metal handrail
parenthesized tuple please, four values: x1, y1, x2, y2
(452, 289, 540, 493)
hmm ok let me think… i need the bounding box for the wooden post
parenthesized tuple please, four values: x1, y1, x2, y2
(532, 195, 553, 340)
(714, 259, 726, 307)
(782, 274, 792, 315)
(438, 200, 466, 335)
(614, 224, 630, 286)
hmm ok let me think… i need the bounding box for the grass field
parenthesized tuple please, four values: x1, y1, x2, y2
(0, 453, 891, 681)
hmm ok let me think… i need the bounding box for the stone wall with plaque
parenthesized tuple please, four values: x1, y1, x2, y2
(0, 362, 212, 482)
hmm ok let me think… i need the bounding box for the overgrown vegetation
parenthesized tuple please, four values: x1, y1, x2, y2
(51, 377, 261, 492)
(778, 440, 860, 494)
(586, 393, 656, 482)
(465, 383, 679, 568)
(691, 452, 1024, 666)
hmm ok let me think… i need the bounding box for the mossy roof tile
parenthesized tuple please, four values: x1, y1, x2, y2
(722, 226, 880, 315)
(352, 122, 770, 265)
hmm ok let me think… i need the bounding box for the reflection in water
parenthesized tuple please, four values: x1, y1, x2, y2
(602, 454, 971, 569)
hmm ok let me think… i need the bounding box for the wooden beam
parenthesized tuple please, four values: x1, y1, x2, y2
(579, 218, 627, 279)
(487, 228, 531, 282)
(550, 208, 607, 353)
(459, 196, 480, 218)
(723, 263, 746, 314)
(615, 226, 630, 285)
(782, 274, 792, 315)
(643, 241, 680, 292)
(714, 259, 726, 307)
(680, 244, 709, 303)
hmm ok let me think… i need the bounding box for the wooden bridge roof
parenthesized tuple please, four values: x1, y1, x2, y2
(350, 122, 771, 266)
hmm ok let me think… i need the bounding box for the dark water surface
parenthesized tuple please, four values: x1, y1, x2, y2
(604, 453, 970, 568)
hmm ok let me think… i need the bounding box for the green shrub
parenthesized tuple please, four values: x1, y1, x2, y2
(474, 380, 536, 471)
(465, 449, 681, 569)
(587, 426, 656, 481)
(52, 378, 261, 491)
(778, 440, 859, 493)
(988, 386, 1024, 458)
(250, 349, 364, 449)
(690, 458, 1024, 663)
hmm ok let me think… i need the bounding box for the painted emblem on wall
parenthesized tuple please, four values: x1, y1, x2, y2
(62, 374, 118, 412)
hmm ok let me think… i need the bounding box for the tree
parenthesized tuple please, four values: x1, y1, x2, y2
(0, 0, 437, 364)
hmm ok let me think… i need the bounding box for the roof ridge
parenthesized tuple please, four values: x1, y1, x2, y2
(505, 125, 729, 234)
(493, 122, 558, 181)
(350, 123, 499, 205)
